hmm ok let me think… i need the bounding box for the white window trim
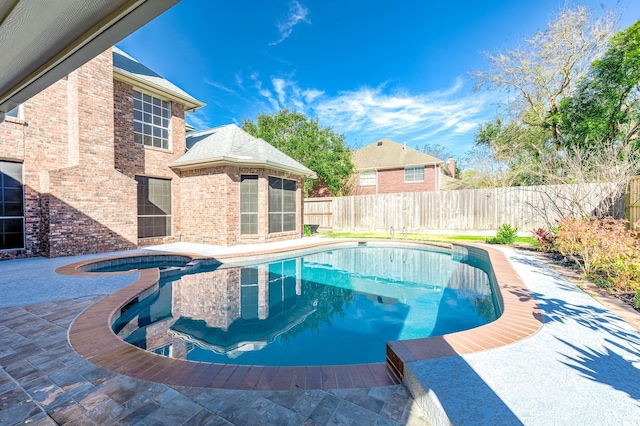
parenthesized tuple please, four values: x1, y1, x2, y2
(240, 174, 259, 235)
(5, 105, 22, 121)
(359, 170, 377, 186)
(268, 175, 297, 234)
(133, 89, 172, 151)
(404, 167, 425, 183)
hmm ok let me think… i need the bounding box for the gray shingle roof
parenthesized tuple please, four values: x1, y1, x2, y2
(112, 46, 204, 110)
(172, 124, 317, 178)
(353, 138, 443, 170)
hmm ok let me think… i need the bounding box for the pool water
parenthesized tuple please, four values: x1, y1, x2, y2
(112, 245, 500, 366)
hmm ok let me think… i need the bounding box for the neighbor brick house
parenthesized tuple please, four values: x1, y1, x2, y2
(0, 47, 313, 259)
(351, 138, 459, 195)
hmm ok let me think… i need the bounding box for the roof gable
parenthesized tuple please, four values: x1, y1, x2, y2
(172, 124, 316, 178)
(353, 138, 443, 170)
(112, 46, 204, 111)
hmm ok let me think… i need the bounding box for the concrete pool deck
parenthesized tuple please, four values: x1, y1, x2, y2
(0, 238, 639, 424)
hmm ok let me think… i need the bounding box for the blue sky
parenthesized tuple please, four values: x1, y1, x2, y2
(117, 0, 640, 157)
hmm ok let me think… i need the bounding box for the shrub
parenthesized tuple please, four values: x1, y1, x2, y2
(532, 227, 557, 252)
(487, 223, 518, 245)
(555, 216, 640, 291)
(304, 224, 312, 236)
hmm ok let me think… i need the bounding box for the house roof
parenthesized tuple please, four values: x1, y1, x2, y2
(112, 46, 204, 112)
(171, 124, 317, 178)
(0, 0, 177, 120)
(352, 138, 443, 171)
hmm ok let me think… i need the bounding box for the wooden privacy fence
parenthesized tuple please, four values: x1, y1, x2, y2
(627, 177, 640, 230)
(305, 182, 629, 233)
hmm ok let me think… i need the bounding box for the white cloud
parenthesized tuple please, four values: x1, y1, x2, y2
(269, 1, 311, 46)
(235, 72, 244, 90)
(186, 111, 211, 130)
(248, 75, 499, 153)
(203, 77, 234, 93)
(272, 78, 287, 105)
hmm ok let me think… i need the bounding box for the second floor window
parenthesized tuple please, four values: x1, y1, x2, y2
(359, 170, 376, 186)
(133, 90, 171, 150)
(405, 167, 424, 183)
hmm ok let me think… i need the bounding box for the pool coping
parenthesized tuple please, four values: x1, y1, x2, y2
(57, 240, 542, 391)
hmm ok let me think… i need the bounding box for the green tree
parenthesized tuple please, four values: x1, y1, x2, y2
(473, 116, 552, 185)
(242, 109, 354, 195)
(560, 20, 640, 151)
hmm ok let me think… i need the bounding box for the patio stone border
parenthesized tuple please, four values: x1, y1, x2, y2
(57, 240, 542, 390)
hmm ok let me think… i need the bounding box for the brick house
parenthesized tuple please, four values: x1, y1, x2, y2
(173, 124, 315, 246)
(351, 138, 461, 195)
(0, 47, 313, 259)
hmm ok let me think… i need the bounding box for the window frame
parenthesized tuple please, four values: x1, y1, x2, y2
(404, 166, 425, 183)
(135, 176, 172, 239)
(0, 161, 25, 250)
(359, 170, 377, 186)
(268, 176, 297, 234)
(240, 175, 259, 235)
(5, 105, 21, 120)
(133, 90, 172, 150)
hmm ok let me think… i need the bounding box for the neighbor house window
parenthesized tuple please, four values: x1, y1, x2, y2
(359, 170, 376, 186)
(240, 175, 258, 235)
(133, 90, 171, 149)
(0, 161, 24, 250)
(5, 106, 20, 119)
(136, 176, 171, 238)
(405, 167, 424, 183)
(240, 268, 259, 320)
(269, 177, 296, 233)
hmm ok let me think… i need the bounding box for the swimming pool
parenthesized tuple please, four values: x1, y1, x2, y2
(111, 243, 501, 366)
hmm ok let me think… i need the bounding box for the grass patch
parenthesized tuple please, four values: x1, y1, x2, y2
(321, 231, 534, 245)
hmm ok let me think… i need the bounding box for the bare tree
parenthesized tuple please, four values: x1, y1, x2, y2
(523, 143, 640, 227)
(471, 6, 617, 149)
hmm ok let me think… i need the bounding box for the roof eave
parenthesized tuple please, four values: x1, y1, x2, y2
(356, 161, 444, 172)
(170, 157, 317, 178)
(113, 67, 205, 112)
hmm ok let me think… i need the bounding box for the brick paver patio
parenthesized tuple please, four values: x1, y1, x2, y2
(0, 297, 428, 425)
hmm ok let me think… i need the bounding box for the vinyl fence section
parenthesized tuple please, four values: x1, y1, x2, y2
(627, 177, 640, 229)
(304, 183, 621, 233)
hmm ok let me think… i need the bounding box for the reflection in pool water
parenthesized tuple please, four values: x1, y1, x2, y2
(113, 246, 500, 366)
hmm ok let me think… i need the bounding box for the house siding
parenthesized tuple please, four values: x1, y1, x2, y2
(352, 165, 438, 195)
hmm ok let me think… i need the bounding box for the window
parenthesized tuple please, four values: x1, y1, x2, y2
(136, 176, 171, 238)
(133, 91, 171, 149)
(5, 106, 20, 119)
(240, 175, 258, 235)
(359, 170, 377, 186)
(268, 260, 297, 314)
(240, 268, 259, 320)
(405, 167, 424, 183)
(0, 161, 24, 250)
(268, 177, 296, 233)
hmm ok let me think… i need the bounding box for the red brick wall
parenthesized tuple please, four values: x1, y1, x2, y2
(0, 48, 146, 258)
(178, 166, 304, 246)
(46, 49, 138, 257)
(351, 165, 439, 195)
(113, 80, 185, 246)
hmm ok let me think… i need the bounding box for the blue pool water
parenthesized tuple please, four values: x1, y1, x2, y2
(112, 244, 500, 365)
